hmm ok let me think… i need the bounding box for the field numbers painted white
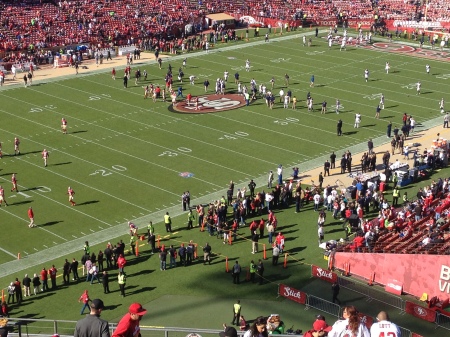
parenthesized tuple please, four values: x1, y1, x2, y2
(89, 165, 128, 176)
(274, 117, 299, 126)
(158, 147, 192, 156)
(363, 93, 383, 100)
(218, 131, 249, 140)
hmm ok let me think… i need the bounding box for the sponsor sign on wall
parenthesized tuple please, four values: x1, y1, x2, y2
(279, 284, 307, 304)
(311, 264, 338, 283)
(405, 301, 437, 323)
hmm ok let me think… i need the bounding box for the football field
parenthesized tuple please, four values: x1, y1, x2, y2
(0, 29, 449, 335)
(0, 29, 449, 267)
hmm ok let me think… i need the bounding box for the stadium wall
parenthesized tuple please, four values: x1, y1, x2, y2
(332, 253, 450, 300)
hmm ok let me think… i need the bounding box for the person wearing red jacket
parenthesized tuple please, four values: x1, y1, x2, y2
(78, 290, 90, 315)
(40, 267, 48, 291)
(117, 254, 127, 273)
(49, 265, 57, 289)
(28, 207, 35, 228)
(112, 303, 147, 337)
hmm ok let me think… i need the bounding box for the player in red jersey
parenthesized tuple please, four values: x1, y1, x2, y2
(61, 118, 67, 134)
(11, 173, 18, 192)
(14, 137, 20, 155)
(186, 93, 192, 106)
(42, 149, 49, 167)
(0, 185, 8, 206)
(28, 207, 36, 227)
(68, 186, 76, 206)
(111, 67, 116, 80)
(128, 222, 138, 236)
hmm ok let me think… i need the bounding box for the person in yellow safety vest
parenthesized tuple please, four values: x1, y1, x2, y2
(232, 300, 241, 325)
(118, 272, 126, 297)
(147, 221, 154, 236)
(392, 186, 400, 207)
(249, 260, 256, 283)
(187, 210, 195, 230)
(164, 212, 172, 233)
(129, 236, 136, 255)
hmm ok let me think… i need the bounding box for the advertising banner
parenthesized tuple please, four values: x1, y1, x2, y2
(311, 264, 338, 283)
(405, 301, 437, 323)
(279, 284, 307, 304)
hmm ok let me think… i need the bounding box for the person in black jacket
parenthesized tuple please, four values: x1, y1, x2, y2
(63, 259, 71, 285)
(102, 271, 110, 294)
(71, 258, 79, 281)
(203, 243, 212, 265)
(22, 274, 31, 297)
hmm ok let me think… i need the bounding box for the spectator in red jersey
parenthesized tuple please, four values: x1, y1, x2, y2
(111, 303, 147, 337)
(49, 265, 57, 289)
(40, 267, 48, 291)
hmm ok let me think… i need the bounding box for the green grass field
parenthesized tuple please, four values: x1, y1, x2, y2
(0, 28, 449, 336)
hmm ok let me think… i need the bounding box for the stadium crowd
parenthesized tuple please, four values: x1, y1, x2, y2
(0, 0, 450, 54)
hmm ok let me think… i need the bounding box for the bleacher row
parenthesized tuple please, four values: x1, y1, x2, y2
(0, 0, 449, 52)
(340, 196, 450, 255)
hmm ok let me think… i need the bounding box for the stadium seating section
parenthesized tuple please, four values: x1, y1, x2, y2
(338, 195, 450, 255)
(0, 0, 449, 52)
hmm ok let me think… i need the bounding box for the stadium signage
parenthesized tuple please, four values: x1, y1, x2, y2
(279, 284, 307, 304)
(439, 265, 450, 293)
(405, 301, 436, 323)
(171, 94, 246, 114)
(393, 20, 442, 29)
(311, 265, 338, 283)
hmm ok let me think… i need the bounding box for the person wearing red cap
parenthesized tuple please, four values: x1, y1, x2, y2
(112, 303, 147, 337)
(303, 316, 332, 337)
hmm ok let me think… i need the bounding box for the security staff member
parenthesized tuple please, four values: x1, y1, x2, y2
(187, 210, 195, 230)
(164, 212, 172, 233)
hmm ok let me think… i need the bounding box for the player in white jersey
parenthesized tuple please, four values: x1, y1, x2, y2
(307, 97, 313, 111)
(340, 37, 346, 51)
(379, 93, 385, 109)
(302, 36, 306, 46)
(328, 35, 333, 48)
(440, 98, 445, 113)
(245, 59, 250, 72)
(335, 99, 341, 114)
(283, 95, 289, 109)
(370, 311, 401, 337)
(224, 70, 229, 82)
(416, 81, 421, 95)
(189, 75, 195, 85)
(364, 69, 369, 82)
(385, 61, 390, 74)
(426, 64, 430, 74)
(354, 113, 361, 128)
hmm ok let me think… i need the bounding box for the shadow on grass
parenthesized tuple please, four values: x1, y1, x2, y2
(126, 286, 156, 296)
(10, 200, 33, 206)
(52, 161, 72, 166)
(342, 131, 357, 135)
(286, 246, 307, 254)
(39, 220, 63, 227)
(71, 130, 88, 134)
(128, 269, 155, 277)
(76, 200, 100, 206)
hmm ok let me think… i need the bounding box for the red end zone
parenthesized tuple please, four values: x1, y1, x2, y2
(170, 94, 247, 114)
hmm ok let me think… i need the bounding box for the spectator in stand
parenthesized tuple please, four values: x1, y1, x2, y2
(328, 306, 370, 337)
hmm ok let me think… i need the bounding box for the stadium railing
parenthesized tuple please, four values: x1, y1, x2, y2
(305, 294, 341, 318)
(338, 275, 405, 311)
